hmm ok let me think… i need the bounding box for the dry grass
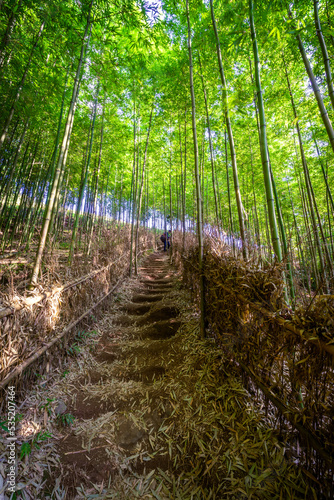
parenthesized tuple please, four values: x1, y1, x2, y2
(1, 231, 332, 498)
(171, 229, 334, 496)
(0, 282, 312, 499)
(0, 224, 156, 387)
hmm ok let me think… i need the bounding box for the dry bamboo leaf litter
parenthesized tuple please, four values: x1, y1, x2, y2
(172, 230, 334, 496)
(0, 225, 155, 384)
(0, 246, 323, 499)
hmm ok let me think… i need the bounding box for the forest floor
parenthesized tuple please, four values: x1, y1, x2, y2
(3, 250, 311, 499)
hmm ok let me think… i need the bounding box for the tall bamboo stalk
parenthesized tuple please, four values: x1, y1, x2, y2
(0, 119, 28, 218)
(249, 0, 282, 262)
(186, 0, 205, 337)
(210, 0, 247, 258)
(313, 133, 334, 217)
(129, 103, 138, 277)
(169, 149, 173, 263)
(134, 106, 153, 274)
(87, 92, 105, 255)
(0, 20, 45, 149)
(249, 138, 261, 249)
(198, 53, 219, 227)
(0, 0, 22, 70)
(289, 7, 334, 154)
(284, 58, 332, 287)
(183, 107, 187, 251)
(69, 81, 99, 263)
(29, 4, 93, 287)
(313, 0, 334, 111)
(225, 129, 233, 238)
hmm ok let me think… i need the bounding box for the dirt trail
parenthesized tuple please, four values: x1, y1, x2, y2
(56, 251, 181, 497)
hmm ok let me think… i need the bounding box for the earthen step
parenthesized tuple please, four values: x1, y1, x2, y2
(121, 302, 152, 314)
(137, 304, 179, 325)
(137, 287, 173, 294)
(140, 279, 174, 286)
(139, 266, 167, 270)
(141, 275, 168, 280)
(139, 319, 181, 340)
(112, 314, 136, 326)
(131, 293, 164, 303)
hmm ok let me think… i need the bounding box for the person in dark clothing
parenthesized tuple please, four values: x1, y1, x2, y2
(160, 232, 167, 251)
(166, 231, 170, 250)
(160, 232, 170, 251)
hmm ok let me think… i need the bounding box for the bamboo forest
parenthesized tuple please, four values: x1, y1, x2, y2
(1, 0, 334, 497)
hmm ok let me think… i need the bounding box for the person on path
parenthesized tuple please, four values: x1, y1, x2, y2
(166, 230, 170, 250)
(160, 232, 170, 252)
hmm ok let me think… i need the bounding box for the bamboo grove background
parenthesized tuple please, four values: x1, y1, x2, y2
(1, 0, 334, 494)
(0, 0, 333, 299)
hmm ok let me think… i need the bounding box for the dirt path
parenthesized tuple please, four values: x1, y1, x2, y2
(54, 251, 183, 497)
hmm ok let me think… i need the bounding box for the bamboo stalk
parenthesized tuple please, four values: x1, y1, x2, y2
(135, 106, 153, 274)
(313, 0, 334, 111)
(129, 101, 138, 277)
(0, 20, 45, 148)
(69, 80, 100, 264)
(29, 7, 93, 287)
(249, 0, 282, 262)
(186, 0, 206, 337)
(210, 0, 247, 258)
(289, 7, 334, 154)
(198, 53, 219, 228)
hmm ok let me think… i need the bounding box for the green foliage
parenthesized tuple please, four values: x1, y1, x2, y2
(66, 330, 98, 356)
(39, 398, 55, 416)
(0, 419, 9, 432)
(20, 431, 52, 459)
(0, 0, 333, 295)
(57, 413, 75, 427)
(67, 342, 81, 356)
(20, 441, 32, 460)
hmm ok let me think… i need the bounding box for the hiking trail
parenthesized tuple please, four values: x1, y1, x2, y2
(53, 250, 183, 496)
